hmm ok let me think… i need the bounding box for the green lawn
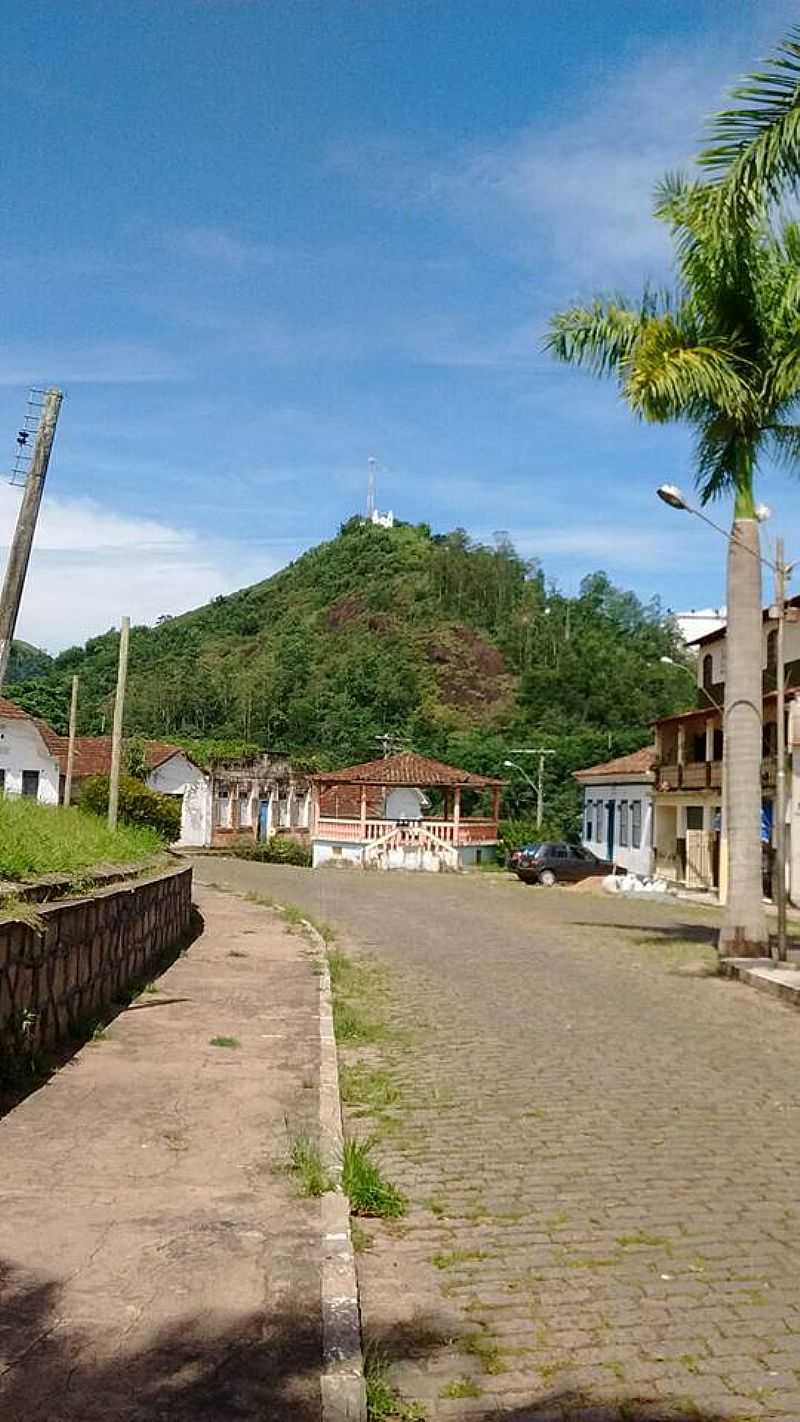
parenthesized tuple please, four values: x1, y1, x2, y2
(0, 797, 163, 880)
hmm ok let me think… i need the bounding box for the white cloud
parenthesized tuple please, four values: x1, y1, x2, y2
(0, 342, 186, 385)
(0, 486, 291, 651)
(165, 224, 274, 270)
(329, 48, 744, 289)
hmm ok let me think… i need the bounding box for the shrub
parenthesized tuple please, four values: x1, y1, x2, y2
(231, 836, 312, 867)
(499, 818, 575, 860)
(80, 775, 181, 842)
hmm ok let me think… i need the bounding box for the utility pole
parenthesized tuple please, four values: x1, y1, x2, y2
(63, 674, 79, 808)
(506, 748, 556, 830)
(774, 540, 789, 962)
(108, 617, 130, 832)
(0, 387, 63, 691)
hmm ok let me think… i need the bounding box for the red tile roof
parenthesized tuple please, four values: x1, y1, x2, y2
(312, 751, 502, 788)
(0, 696, 33, 721)
(574, 747, 656, 782)
(55, 738, 185, 778)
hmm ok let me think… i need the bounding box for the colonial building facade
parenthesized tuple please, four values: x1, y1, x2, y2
(575, 748, 656, 877)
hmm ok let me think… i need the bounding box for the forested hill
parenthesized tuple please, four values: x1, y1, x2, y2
(6, 518, 690, 818)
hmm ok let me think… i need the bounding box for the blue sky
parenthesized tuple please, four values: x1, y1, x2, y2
(0, 0, 797, 649)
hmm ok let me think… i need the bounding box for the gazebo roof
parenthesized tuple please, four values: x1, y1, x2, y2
(311, 751, 503, 789)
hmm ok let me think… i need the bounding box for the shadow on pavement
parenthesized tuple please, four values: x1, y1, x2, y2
(0, 1254, 321, 1421)
(1, 1255, 752, 1422)
(574, 919, 719, 946)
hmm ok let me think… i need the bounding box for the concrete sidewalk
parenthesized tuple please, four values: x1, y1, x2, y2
(0, 885, 323, 1421)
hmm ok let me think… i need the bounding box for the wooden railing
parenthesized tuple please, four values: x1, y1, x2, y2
(315, 816, 498, 846)
(656, 760, 728, 792)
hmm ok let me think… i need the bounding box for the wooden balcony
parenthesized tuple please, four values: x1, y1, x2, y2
(656, 761, 724, 793)
(315, 815, 499, 847)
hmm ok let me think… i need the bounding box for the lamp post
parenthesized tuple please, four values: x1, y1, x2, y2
(656, 484, 795, 962)
(504, 749, 556, 830)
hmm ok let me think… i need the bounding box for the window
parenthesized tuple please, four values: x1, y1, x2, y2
(631, 800, 642, 848)
(713, 727, 724, 761)
(702, 653, 713, 690)
(585, 802, 593, 841)
(686, 806, 704, 831)
(238, 790, 250, 828)
(21, 770, 39, 799)
(767, 628, 778, 674)
(619, 801, 629, 847)
(596, 800, 604, 841)
(0, 769, 5, 796)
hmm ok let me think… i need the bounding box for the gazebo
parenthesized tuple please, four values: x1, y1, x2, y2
(309, 751, 504, 871)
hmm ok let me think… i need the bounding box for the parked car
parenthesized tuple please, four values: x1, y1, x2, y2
(507, 842, 541, 871)
(515, 841, 613, 887)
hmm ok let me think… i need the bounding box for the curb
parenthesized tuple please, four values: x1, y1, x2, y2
(721, 955, 800, 1008)
(305, 919, 367, 1422)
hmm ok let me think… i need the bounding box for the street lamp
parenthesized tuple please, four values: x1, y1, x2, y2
(503, 750, 556, 830)
(656, 484, 794, 962)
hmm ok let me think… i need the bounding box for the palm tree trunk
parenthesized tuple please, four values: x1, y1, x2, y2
(719, 499, 769, 955)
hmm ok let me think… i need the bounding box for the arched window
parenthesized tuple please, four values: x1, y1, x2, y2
(702, 653, 713, 691)
(767, 628, 778, 674)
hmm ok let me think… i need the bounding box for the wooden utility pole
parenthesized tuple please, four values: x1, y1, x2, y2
(108, 617, 130, 831)
(0, 388, 63, 690)
(63, 674, 79, 807)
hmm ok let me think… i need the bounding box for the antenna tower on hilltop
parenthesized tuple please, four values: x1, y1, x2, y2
(367, 455, 377, 518)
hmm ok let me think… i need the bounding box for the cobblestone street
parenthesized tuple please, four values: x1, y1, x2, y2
(192, 860, 800, 1421)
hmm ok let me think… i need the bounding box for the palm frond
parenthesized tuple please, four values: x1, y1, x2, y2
(543, 299, 643, 376)
(626, 317, 753, 424)
(699, 29, 800, 214)
(693, 420, 744, 503)
(766, 423, 800, 469)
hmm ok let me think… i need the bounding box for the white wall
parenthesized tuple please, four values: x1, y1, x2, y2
(698, 618, 800, 691)
(313, 840, 364, 868)
(147, 753, 210, 847)
(581, 782, 654, 876)
(0, 718, 60, 804)
(385, 787, 425, 820)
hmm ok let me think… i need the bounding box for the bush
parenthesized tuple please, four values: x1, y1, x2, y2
(499, 818, 576, 860)
(231, 836, 312, 867)
(80, 775, 182, 842)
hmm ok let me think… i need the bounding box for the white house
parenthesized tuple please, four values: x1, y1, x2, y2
(0, 697, 61, 804)
(574, 748, 656, 876)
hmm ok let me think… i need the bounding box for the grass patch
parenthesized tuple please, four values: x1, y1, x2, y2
(341, 1137, 406, 1218)
(333, 1000, 386, 1045)
(209, 1034, 240, 1049)
(462, 1330, 504, 1375)
(142, 982, 160, 995)
(0, 796, 162, 879)
(363, 1341, 425, 1421)
(341, 1064, 401, 1110)
(286, 1132, 334, 1197)
(616, 1231, 670, 1249)
(440, 1378, 481, 1399)
(431, 1249, 489, 1270)
(0, 897, 45, 930)
(350, 1220, 373, 1253)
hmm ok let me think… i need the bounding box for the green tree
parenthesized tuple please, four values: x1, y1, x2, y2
(547, 182, 800, 953)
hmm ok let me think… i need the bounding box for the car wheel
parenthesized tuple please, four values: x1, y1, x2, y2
(538, 869, 557, 887)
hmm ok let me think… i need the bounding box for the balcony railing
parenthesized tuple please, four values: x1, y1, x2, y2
(656, 761, 724, 792)
(315, 815, 498, 847)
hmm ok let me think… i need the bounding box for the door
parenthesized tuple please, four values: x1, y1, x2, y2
(258, 800, 270, 841)
(21, 770, 39, 799)
(606, 801, 615, 862)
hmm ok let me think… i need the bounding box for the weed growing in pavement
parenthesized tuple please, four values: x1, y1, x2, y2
(286, 1131, 334, 1197)
(431, 1249, 489, 1270)
(209, 1035, 240, 1049)
(350, 1220, 373, 1253)
(461, 1329, 505, 1375)
(363, 1340, 425, 1421)
(142, 982, 160, 994)
(90, 1023, 109, 1042)
(616, 1231, 671, 1249)
(440, 1377, 481, 1399)
(341, 1137, 406, 1218)
(228, 949, 248, 958)
(333, 1000, 386, 1045)
(340, 1064, 400, 1111)
(426, 1197, 446, 1217)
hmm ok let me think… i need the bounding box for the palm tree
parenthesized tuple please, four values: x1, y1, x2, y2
(546, 185, 800, 953)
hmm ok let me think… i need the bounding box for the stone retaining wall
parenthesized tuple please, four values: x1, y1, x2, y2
(0, 866, 192, 1052)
